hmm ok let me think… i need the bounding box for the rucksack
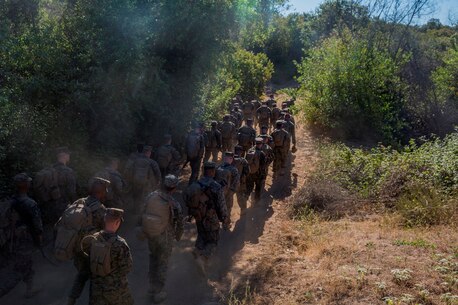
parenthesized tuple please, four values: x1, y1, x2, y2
(238, 128, 253, 147)
(89, 232, 116, 277)
(183, 182, 210, 221)
(258, 107, 270, 120)
(242, 103, 254, 114)
(215, 167, 232, 192)
(272, 108, 281, 121)
(272, 130, 287, 147)
(132, 157, 151, 186)
(54, 199, 92, 261)
(155, 146, 172, 169)
(186, 132, 201, 160)
(141, 191, 171, 238)
(220, 122, 234, 139)
(33, 167, 61, 203)
(246, 150, 260, 174)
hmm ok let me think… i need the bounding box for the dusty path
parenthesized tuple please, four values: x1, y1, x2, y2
(1, 97, 315, 305)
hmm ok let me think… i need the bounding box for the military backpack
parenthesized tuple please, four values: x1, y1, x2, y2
(246, 150, 261, 174)
(183, 182, 210, 221)
(141, 191, 172, 238)
(220, 122, 234, 139)
(88, 232, 116, 277)
(54, 199, 92, 261)
(33, 167, 61, 203)
(155, 145, 173, 169)
(131, 157, 151, 186)
(186, 132, 202, 160)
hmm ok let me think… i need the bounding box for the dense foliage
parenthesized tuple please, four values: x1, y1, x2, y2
(0, 0, 281, 194)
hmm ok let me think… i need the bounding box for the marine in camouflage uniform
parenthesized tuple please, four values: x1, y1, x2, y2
(139, 175, 184, 304)
(259, 134, 275, 177)
(231, 106, 243, 128)
(256, 102, 272, 132)
(237, 118, 256, 157)
(0, 173, 43, 299)
(204, 121, 222, 163)
(245, 138, 267, 202)
(219, 115, 237, 154)
(126, 145, 162, 213)
(154, 134, 181, 179)
(282, 113, 296, 150)
(41, 147, 77, 225)
(233, 146, 250, 214)
(266, 94, 276, 109)
(67, 178, 108, 305)
(215, 152, 239, 222)
(183, 162, 230, 263)
(258, 125, 274, 147)
(185, 123, 205, 185)
(241, 100, 255, 121)
(84, 208, 133, 305)
(270, 121, 291, 177)
(93, 157, 126, 208)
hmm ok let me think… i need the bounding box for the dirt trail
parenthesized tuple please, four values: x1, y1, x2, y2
(1, 97, 315, 305)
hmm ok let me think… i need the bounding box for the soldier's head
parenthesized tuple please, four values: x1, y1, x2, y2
(223, 114, 230, 122)
(142, 145, 153, 158)
(281, 102, 288, 110)
(234, 145, 243, 157)
(276, 120, 284, 129)
(203, 162, 216, 178)
(262, 101, 267, 106)
(56, 147, 70, 165)
(224, 151, 234, 165)
(284, 113, 291, 122)
(255, 137, 263, 149)
(246, 118, 253, 127)
(13, 173, 32, 194)
(233, 106, 239, 112)
(163, 134, 172, 145)
(90, 177, 110, 202)
(211, 121, 218, 130)
(260, 125, 268, 135)
(269, 94, 274, 99)
(163, 174, 179, 193)
(107, 157, 120, 171)
(104, 208, 124, 233)
(272, 104, 277, 108)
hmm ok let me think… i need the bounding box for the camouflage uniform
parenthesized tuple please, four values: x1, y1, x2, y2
(184, 175, 228, 259)
(271, 106, 282, 129)
(219, 119, 237, 153)
(204, 125, 222, 163)
(260, 141, 274, 176)
(283, 119, 296, 147)
(256, 105, 272, 131)
(215, 160, 239, 221)
(185, 130, 205, 185)
(241, 101, 255, 121)
(245, 144, 267, 201)
(0, 192, 43, 298)
(69, 196, 106, 301)
(232, 153, 249, 213)
(128, 154, 161, 212)
(270, 126, 291, 175)
(154, 144, 181, 178)
(142, 190, 184, 296)
(237, 124, 256, 157)
(88, 231, 133, 305)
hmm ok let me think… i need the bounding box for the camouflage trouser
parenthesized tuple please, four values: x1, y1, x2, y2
(204, 148, 219, 163)
(246, 173, 265, 201)
(236, 191, 248, 213)
(225, 191, 235, 221)
(69, 254, 90, 299)
(273, 147, 288, 173)
(147, 232, 173, 293)
(90, 280, 134, 305)
(188, 157, 202, 185)
(221, 138, 233, 154)
(195, 222, 219, 259)
(0, 253, 33, 298)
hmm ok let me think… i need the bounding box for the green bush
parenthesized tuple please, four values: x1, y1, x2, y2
(306, 132, 458, 226)
(296, 30, 407, 142)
